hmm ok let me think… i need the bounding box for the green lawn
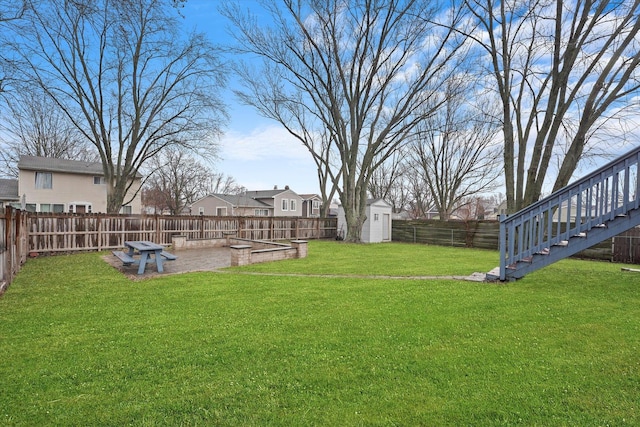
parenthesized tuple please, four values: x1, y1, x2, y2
(231, 240, 499, 276)
(1, 241, 639, 425)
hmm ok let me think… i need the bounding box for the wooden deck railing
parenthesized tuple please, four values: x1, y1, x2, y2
(499, 145, 640, 280)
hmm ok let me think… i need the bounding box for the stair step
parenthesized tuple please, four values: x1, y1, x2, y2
(594, 223, 607, 228)
(486, 267, 501, 280)
(553, 240, 569, 247)
(522, 256, 533, 263)
(575, 232, 587, 238)
(536, 248, 550, 255)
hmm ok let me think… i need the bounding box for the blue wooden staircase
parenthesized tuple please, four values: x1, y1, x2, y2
(492, 145, 640, 281)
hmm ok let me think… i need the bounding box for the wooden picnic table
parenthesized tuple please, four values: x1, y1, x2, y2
(120, 240, 175, 275)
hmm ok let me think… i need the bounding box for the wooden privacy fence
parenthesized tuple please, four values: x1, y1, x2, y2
(392, 219, 629, 263)
(612, 228, 640, 264)
(26, 213, 337, 254)
(1, 208, 28, 293)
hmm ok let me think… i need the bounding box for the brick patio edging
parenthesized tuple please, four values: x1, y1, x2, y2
(230, 240, 308, 266)
(170, 235, 308, 267)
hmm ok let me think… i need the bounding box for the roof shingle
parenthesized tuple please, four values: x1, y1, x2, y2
(0, 179, 19, 201)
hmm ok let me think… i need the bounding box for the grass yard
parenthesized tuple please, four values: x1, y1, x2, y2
(1, 241, 639, 425)
(231, 241, 499, 276)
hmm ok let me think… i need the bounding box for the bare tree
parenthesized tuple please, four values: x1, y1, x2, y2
(0, 0, 27, 96)
(143, 150, 207, 215)
(452, 195, 494, 220)
(368, 148, 412, 214)
(143, 150, 242, 215)
(0, 91, 97, 177)
(408, 80, 502, 220)
(8, 0, 227, 212)
(404, 172, 436, 219)
(466, 0, 640, 212)
(202, 173, 245, 196)
(222, 0, 468, 241)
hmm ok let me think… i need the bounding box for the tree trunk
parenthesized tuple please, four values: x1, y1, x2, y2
(340, 182, 368, 243)
(106, 182, 127, 214)
(343, 206, 367, 242)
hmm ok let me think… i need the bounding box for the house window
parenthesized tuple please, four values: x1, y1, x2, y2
(198, 207, 205, 215)
(93, 176, 105, 185)
(290, 199, 296, 212)
(374, 213, 380, 221)
(254, 209, 269, 216)
(216, 207, 227, 216)
(40, 204, 51, 213)
(35, 172, 52, 189)
(313, 201, 320, 210)
(25, 204, 37, 212)
(282, 199, 288, 211)
(120, 205, 132, 214)
(53, 204, 65, 213)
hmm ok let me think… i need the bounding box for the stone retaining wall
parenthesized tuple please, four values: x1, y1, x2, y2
(170, 235, 308, 267)
(230, 240, 308, 266)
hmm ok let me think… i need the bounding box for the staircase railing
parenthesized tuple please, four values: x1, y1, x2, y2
(499, 145, 640, 280)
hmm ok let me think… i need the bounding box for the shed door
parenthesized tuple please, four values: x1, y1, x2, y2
(383, 213, 390, 240)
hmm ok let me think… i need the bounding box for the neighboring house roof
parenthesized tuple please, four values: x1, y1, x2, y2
(244, 189, 290, 199)
(0, 178, 19, 201)
(17, 155, 143, 178)
(211, 193, 271, 209)
(299, 194, 322, 201)
(193, 188, 308, 210)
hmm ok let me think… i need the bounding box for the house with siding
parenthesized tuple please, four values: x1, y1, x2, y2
(299, 194, 322, 218)
(191, 186, 308, 217)
(189, 193, 272, 216)
(16, 155, 142, 214)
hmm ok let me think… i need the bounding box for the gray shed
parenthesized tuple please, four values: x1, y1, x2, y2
(337, 198, 392, 243)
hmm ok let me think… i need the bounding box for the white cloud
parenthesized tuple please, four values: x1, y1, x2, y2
(216, 124, 320, 194)
(221, 125, 310, 162)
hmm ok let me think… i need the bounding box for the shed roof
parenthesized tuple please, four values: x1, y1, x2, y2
(367, 198, 392, 207)
(338, 198, 392, 207)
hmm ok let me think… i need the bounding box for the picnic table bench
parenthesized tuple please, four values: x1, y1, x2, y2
(160, 251, 177, 260)
(112, 250, 135, 266)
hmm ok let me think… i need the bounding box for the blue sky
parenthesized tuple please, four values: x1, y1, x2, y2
(181, 0, 321, 195)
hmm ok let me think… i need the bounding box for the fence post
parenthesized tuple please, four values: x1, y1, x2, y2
(97, 216, 102, 251)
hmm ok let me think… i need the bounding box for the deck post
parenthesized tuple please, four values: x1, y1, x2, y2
(499, 214, 507, 281)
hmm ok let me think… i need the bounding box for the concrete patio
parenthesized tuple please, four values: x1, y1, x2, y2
(103, 246, 232, 280)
